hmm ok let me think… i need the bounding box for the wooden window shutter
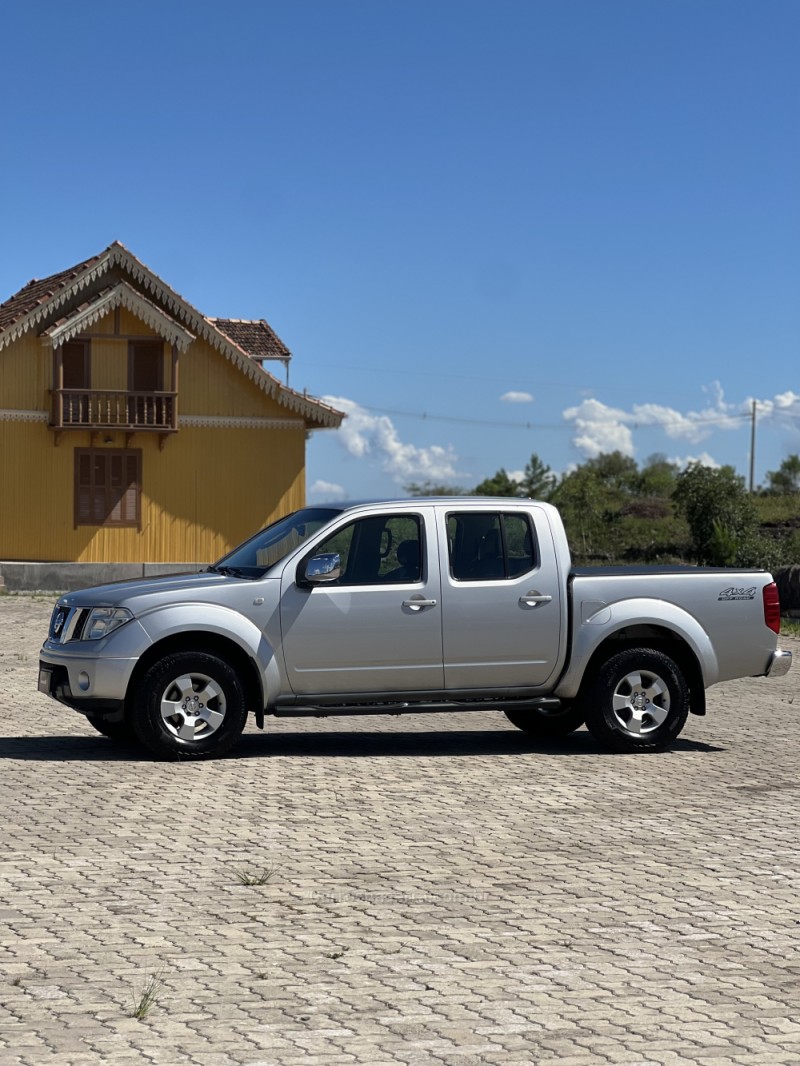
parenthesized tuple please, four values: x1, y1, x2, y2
(74, 448, 142, 529)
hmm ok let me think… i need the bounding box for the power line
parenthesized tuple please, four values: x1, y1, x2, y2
(359, 402, 756, 433)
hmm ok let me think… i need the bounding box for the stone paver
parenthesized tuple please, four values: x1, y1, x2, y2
(1, 592, 799, 1065)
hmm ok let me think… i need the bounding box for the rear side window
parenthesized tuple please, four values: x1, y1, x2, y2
(447, 512, 536, 581)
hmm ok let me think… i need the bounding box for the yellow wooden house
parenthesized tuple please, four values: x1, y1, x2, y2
(0, 242, 343, 564)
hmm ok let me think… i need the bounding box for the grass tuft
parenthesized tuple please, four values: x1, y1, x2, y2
(130, 969, 165, 1019)
(235, 863, 277, 886)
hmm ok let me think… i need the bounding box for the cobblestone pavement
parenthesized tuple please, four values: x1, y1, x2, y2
(1, 593, 799, 1066)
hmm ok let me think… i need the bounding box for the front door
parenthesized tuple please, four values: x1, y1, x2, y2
(437, 506, 562, 690)
(280, 509, 444, 695)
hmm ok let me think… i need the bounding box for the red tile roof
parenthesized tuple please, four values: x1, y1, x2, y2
(0, 250, 105, 332)
(209, 318, 291, 363)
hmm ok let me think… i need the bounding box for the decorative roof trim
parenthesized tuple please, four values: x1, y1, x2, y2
(43, 282, 196, 351)
(0, 247, 119, 352)
(0, 409, 48, 423)
(179, 415, 306, 430)
(0, 241, 344, 430)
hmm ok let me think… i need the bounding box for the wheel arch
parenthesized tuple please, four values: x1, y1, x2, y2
(576, 624, 707, 717)
(125, 633, 264, 719)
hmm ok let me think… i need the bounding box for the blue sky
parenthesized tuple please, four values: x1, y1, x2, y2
(1, 0, 798, 499)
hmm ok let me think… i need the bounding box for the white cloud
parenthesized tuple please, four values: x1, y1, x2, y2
(751, 390, 800, 421)
(308, 479, 345, 500)
(562, 398, 635, 457)
(322, 396, 459, 483)
(562, 381, 799, 460)
(500, 391, 534, 404)
(667, 451, 721, 470)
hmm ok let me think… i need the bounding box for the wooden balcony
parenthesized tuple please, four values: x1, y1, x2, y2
(50, 389, 178, 433)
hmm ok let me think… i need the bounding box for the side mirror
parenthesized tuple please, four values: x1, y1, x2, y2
(303, 552, 341, 585)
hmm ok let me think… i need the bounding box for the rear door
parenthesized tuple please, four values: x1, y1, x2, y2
(437, 505, 562, 690)
(279, 507, 444, 695)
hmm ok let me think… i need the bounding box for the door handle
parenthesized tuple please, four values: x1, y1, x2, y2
(519, 593, 552, 606)
(403, 598, 438, 610)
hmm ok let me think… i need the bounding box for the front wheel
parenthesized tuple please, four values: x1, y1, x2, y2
(132, 652, 248, 760)
(505, 701, 585, 738)
(85, 714, 139, 745)
(584, 648, 690, 753)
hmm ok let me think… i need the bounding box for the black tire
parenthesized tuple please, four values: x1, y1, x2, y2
(584, 647, 689, 753)
(85, 714, 139, 744)
(131, 652, 247, 760)
(505, 701, 585, 738)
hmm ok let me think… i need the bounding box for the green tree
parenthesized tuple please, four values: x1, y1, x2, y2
(473, 469, 524, 496)
(638, 453, 680, 498)
(404, 481, 467, 496)
(519, 453, 556, 499)
(550, 466, 609, 559)
(765, 454, 800, 495)
(582, 451, 640, 495)
(672, 463, 758, 565)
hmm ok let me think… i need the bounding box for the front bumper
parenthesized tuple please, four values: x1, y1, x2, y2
(767, 648, 792, 678)
(38, 660, 125, 715)
(38, 643, 139, 715)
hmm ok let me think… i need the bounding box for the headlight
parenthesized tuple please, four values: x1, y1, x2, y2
(84, 607, 134, 640)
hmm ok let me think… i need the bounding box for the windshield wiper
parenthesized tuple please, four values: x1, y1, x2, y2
(207, 565, 246, 577)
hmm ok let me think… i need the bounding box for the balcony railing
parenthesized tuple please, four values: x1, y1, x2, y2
(50, 389, 178, 432)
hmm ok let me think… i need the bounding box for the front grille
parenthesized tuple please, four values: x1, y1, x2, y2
(48, 606, 89, 644)
(49, 606, 69, 642)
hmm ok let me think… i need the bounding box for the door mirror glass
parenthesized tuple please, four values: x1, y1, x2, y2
(304, 553, 341, 584)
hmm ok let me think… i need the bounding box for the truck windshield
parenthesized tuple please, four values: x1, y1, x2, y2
(210, 508, 343, 578)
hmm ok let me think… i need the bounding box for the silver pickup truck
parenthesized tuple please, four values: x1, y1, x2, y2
(39, 497, 792, 759)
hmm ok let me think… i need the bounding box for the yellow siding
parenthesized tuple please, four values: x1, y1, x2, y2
(0, 420, 306, 563)
(90, 336, 126, 391)
(0, 308, 313, 564)
(180, 336, 287, 418)
(0, 333, 51, 410)
(117, 307, 150, 335)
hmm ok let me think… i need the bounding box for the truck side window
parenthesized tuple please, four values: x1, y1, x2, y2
(310, 514, 422, 586)
(447, 512, 536, 581)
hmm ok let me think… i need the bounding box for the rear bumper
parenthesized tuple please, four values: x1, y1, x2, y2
(766, 649, 792, 678)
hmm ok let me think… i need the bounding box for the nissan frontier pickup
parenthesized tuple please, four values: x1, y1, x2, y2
(38, 498, 792, 759)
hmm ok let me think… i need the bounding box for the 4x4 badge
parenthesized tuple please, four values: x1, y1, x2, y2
(718, 587, 757, 601)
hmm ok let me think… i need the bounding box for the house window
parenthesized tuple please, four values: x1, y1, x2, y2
(129, 341, 163, 391)
(128, 340, 165, 426)
(74, 449, 141, 528)
(57, 340, 91, 424)
(61, 340, 91, 389)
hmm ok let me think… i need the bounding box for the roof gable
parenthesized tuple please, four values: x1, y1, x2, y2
(0, 249, 106, 334)
(0, 242, 343, 429)
(210, 318, 291, 365)
(44, 281, 196, 351)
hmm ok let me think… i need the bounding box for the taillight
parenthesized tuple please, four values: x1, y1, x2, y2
(763, 582, 781, 634)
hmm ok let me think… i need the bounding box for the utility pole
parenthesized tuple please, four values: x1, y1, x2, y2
(749, 399, 757, 493)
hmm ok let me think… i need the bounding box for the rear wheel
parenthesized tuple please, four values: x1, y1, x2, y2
(505, 701, 585, 738)
(132, 652, 247, 760)
(584, 647, 689, 753)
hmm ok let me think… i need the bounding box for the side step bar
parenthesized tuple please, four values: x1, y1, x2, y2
(271, 696, 563, 718)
